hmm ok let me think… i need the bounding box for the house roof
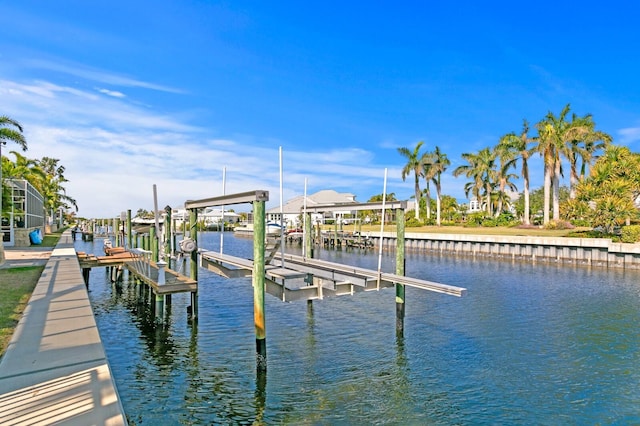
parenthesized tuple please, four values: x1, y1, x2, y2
(267, 189, 356, 214)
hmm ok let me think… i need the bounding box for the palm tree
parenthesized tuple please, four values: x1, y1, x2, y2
(35, 157, 78, 225)
(453, 147, 496, 215)
(3, 151, 46, 182)
(535, 104, 573, 224)
(498, 120, 534, 224)
(569, 114, 612, 198)
(422, 156, 434, 220)
(0, 116, 28, 216)
(494, 137, 518, 217)
(429, 146, 450, 226)
(398, 141, 428, 220)
(535, 104, 612, 223)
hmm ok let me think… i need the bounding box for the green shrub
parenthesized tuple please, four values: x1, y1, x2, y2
(465, 212, 487, 227)
(570, 219, 591, 227)
(405, 217, 423, 227)
(422, 217, 436, 226)
(544, 220, 574, 230)
(621, 225, 640, 243)
(495, 212, 518, 227)
(481, 217, 498, 227)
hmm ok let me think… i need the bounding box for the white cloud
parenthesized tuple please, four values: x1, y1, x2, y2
(0, 75, 401, 217)
(97, 88, 126, 98)
(618, 127, 640, 144)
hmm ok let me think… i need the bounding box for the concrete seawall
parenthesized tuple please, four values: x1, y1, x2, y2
(368, 232, 640, 269)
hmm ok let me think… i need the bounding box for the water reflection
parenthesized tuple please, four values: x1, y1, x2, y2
(78, 232, 640, 424)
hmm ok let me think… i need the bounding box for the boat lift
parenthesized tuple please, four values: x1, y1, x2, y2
(185, 190, 466, 371)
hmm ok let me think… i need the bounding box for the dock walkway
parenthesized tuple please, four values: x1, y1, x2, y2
(0, 230, 127, 425)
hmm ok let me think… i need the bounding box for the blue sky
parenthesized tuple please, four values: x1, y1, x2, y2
(1, 1, 639, 218)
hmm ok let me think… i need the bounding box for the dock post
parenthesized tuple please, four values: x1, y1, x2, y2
(395, 208, 406, 336)
(150, 226, 158, 262)
(115, 217, 120, 247)
(253, 199, 267, 371)
(127, 209, 132, 249)
(164, 206, 171, 265)
(189, 208, 199, 320)
(305, 212, 313, 258)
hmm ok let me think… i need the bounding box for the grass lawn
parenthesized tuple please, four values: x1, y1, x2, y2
(0, 266, 44, 356)
(0, 227, 64, 356)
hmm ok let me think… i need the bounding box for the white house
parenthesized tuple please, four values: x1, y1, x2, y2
(172, 207, 240, 227)
(266, 189, 357, 228)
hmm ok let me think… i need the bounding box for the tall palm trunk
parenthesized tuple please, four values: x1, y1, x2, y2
(553, 158, 561, 220)
(543, 163, 552, 225)
(436, 192, 442, 226)
(413, 176, 420, 220)
(523, 166, 530, 225)
(425, 183, 432, 219)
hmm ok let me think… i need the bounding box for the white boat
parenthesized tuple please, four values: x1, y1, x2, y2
(233, 222, 282, 237)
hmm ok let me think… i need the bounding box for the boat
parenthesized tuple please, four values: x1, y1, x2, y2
(233, 222, 282, 237)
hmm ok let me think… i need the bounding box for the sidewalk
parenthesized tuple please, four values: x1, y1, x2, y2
(0, 231, 127, 425)
(0, 245, 52, 269)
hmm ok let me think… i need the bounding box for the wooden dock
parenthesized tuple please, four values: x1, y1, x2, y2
(77, 250, 197, 295)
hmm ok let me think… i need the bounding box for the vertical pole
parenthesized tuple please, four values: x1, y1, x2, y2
(115, 217, 120, 247)
(305, 212, 313, 259)
(253, 200, 267, 371)
(150, 226, 158, 262)
(189, 208, 199, 320)
(127, 209, 132, 249)
(395, 207, 406, 336)
(164, 207, 171, 266)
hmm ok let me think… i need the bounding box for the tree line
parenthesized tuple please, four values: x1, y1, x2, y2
(397, 103, 640, 233)
(1, 115, 77, 226)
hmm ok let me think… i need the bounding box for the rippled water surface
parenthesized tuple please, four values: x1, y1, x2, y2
(78, 233, 640, 425)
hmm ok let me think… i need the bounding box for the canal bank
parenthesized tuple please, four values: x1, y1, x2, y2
(368, 232, 640, 269)
(0, 230, 127, 425)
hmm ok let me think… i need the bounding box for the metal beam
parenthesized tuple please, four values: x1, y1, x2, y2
(184, 190, 269, 210)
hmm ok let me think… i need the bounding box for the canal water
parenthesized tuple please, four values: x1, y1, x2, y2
(76, 233, 640, 425)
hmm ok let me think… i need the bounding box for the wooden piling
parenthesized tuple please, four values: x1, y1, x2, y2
(305, 212, 313, 258)
(189, 208, 199, 320)
(253, 200, 267, 371)
(127, 209, 132, 249)
(395, 208, 405, 335)
(150, 226, 158, 262)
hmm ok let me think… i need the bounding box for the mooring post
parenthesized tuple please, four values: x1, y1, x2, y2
(164, 206, 171, 265)
(127, 209, 132, 249)
(333, 221, 338, 248)
(253, 199, 267, 371)
(150, 226, 158, 262)
(395, 207, 406, 335)
(115, 217, 120, 247)
(305, 212, 313, 259)
(189, 208, 199, 320)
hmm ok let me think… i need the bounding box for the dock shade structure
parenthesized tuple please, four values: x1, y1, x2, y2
(185, 190, 271, 371)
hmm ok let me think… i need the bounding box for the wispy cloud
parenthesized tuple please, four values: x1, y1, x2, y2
(618, 127, 640, 145)
(24, 58, 185, 94)
(97, 88, 126, 98)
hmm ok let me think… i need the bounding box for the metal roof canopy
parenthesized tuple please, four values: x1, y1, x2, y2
(303, 200, 407, 213)
(185, 190, 269, 210)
